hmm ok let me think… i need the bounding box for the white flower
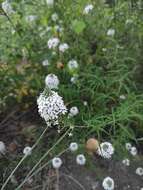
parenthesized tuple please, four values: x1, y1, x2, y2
(119, 95, 126, 100)
(125, 19, 133, 25)
(46, 0, 54, 6)
(23, 146, 32, 156)
(25, 15, 37, 22)
(76, 154, 86, 165)
(68, 60, 79, 70)
(59, 43, 69, 52)
(11, 29, 16, 35)
(46, 26, 52, 32)
(130, 146, 137, 156)
(102, 48, 107, 52)
(125, 143, 132, 151)
(69, 142, 78, 152)
(83, 4, 94, 14)
(83, 101, 88, 106)
(97, 142, 114, 159)
(70, 75, 78, 84)
(140, 188, 143, 190)
(0, 141, 6, 154)
(69, 106, 79, 117)
(107, 29, 115, 37)
(42, 59, 50, 66)
(2, 0, 14, 14)
(68, 132, 73, 137)
(102, 177, 114, 190)
(47, 37, 60, 49)
(135, 167, 143, 176)
(52, 157, 62, 169)
(37, 90, 67, 125)
(122, 159, 130, 166)
(45, 74, 59, 89)
(51, 13, 58, 22)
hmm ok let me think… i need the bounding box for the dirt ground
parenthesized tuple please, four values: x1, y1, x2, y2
(0, 107, 143, 190)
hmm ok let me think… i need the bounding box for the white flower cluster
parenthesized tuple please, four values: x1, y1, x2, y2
(135, 167, 143, 176)
(69, 142, 78, 152)
(42, 59, 50, 66)
(68, 106, 79, 117)
(102, 177, 114, 190)
(122, 158, 130, 166)
(107, 29, 115, 37)
(68, 59, 79, 70)
(37, 90, 67, 125)
(0, 141, 6, 155)
(2, 0, 14, 14)
(46, 0, 54, 6)
(51, 13, 58, 22)
(125, 142, 138, 156)
(52, 157, 62, 169)
(47, 37, 60, 49)
(59, 43, 69, 52)
(76, 154, 86, 165)
(23, 146, 32, 156)
(45, 74, 59, 89)
(97, 142, 114, 159)
(70, 74, 78, 84)
(83, 4, 94, 14)
(119, 95, 126, 100)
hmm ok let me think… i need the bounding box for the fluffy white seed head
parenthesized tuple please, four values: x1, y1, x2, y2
(51, 13, 58, 22)
(135, 167, 143, 176)
(45, 74, 59, 89)
(47, 37, 60, 49)
(107, 29, 115, 37)
(70, 75, 78, 84)
(125, 143, 132, 151)
(122, 158, 130, 166)
(97, 142, 114, 159)
(83, 101, 88, 106)
(59, 43, 69, 52)
(119, 95, 126, 100)
(52, 157, 62, 169)
(102, 177, 114, 190)
(37, 90, 67, 125)
(130, 146, 137, 156)
(23, 146, 32, 156)
(76, 154, 86, 165)
(0, 141, 6, 154)
(42, 59, 50, 66)
(68, 60, 78, 70)
(69, 106, 79, 117)
(69, 142, 78, 152)
(83, 4, 94, 14)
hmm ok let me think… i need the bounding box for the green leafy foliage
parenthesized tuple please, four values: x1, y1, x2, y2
(0, 0, 143, 149)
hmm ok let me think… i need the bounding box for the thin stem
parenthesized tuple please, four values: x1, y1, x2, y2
(15, 129, 70, 190)
(55, 169, 59, 190)
(1, 125, 49, 190)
